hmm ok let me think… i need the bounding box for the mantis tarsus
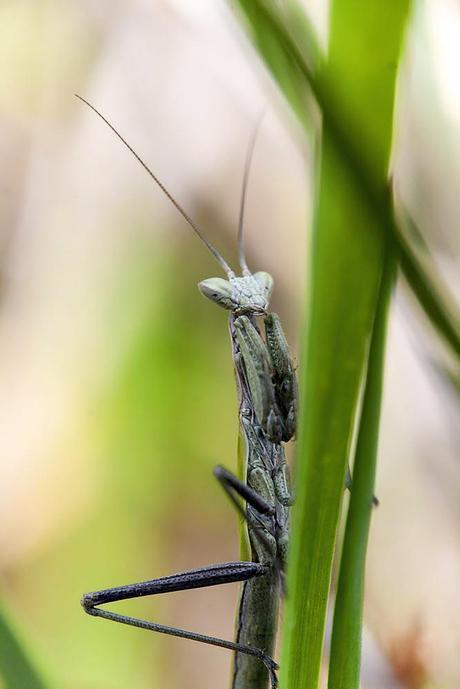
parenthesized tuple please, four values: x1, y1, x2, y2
(77, 95, 296, 689)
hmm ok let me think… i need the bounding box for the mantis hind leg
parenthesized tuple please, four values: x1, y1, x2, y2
(82, 561, 279, 688)
(213, 464, 275, 517)
(213, 464, 280, 571)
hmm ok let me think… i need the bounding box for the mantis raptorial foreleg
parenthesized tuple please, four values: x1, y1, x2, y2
(234, 314, 297, 444)
(234, 316, 280, 442)
(264, 314, 297, 441)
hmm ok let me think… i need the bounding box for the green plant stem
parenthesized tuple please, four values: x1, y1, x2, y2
(328, 242, 396, 689)
(279, 129, 388, 689)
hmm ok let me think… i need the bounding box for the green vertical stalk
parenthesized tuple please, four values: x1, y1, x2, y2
(0, 605, 50, 689)
(280, 2, 411, 686)
(328, 242, 396, 689)
(280, 127, 388, 689)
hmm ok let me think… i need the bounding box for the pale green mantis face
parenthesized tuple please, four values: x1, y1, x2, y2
(198, 271, 274, 315)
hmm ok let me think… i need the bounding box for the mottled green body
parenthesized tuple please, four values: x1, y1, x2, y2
(226, 309, 295, 689)
(233, 570, 280, 689)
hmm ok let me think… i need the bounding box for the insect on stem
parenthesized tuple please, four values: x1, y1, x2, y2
(78, 95, 298, 689)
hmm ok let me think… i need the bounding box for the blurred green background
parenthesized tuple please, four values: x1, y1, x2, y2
(0, 2, 459, 689)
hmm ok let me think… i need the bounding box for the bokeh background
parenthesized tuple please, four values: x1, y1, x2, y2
(0, 1, 459, 688)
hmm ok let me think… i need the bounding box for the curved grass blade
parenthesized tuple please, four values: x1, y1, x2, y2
(0, 604, 50, 689)
(233, 0, 319, 134)
(233, 0, 460, 361)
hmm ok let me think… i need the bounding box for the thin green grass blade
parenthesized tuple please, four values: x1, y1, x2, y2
(328, 244, 396, 689)
(233, 0, 460, 360)
(232, 0, 318, 133)
(0, 605, 50, 689)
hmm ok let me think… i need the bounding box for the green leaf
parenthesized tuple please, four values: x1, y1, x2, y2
(232, 2, 412, 689)
(282, 0, 411, 683)
(0, 605, 50, 689)
(233, 0, 320, 134)
(234, 0, 460, 360)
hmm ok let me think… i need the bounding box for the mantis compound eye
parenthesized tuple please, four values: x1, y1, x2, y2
(198, 277, 237, 310)
(253, 271, 274, 300)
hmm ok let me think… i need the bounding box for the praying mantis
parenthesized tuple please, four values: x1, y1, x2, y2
(77, 95, 297, 689)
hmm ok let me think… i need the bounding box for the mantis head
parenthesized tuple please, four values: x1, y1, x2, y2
(198, 271, 273, 315)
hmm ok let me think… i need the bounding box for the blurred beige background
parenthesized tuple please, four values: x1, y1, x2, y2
(0, 1, 459, 688)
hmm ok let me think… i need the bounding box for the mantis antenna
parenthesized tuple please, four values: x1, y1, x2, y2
(237, 110, 265, 276)
(75, 94, 234, 278)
